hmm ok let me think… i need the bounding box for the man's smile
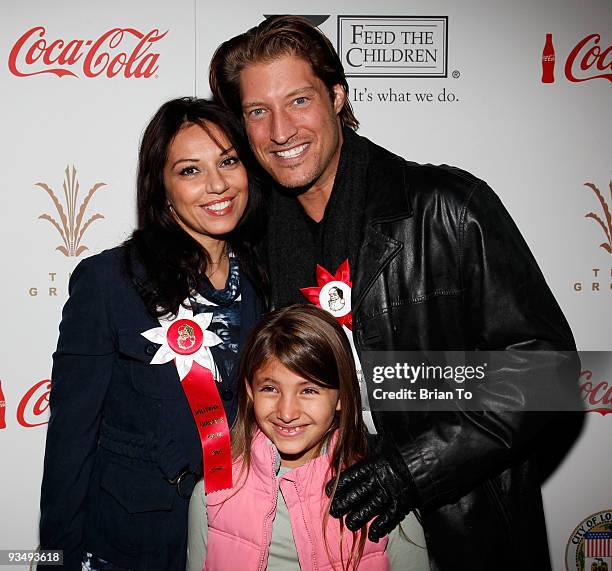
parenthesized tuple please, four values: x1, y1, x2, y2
(273, 143, 310, 160)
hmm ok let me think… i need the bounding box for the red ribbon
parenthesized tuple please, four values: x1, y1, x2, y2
(300, 259, 353, 330)
(181, 362, 232, 494)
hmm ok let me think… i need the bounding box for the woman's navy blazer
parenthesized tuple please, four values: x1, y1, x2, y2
(39, 246, 262, 570)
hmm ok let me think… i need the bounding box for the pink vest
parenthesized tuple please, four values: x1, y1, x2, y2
(204, 431, 389, 571)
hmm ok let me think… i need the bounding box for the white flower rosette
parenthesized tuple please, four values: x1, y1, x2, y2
(141, 302, 223, 382)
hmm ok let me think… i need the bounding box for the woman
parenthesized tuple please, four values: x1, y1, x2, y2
(39, 98, 266, 571)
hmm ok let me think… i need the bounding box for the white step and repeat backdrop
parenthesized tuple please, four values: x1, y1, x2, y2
(1, 1, 610, 569)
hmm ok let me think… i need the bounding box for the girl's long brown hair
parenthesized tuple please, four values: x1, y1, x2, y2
(232, 304, 368, 570)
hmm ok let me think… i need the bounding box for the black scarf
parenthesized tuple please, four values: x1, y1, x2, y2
(267, 128, 370, 307)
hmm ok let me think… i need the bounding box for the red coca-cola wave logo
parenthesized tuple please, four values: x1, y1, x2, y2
(565, 34, 611, 83)
(8, 26, 167, 78)
(17, 379, 51, 427)
(580, 370, 612, 415)
(541, 33, 611, 84)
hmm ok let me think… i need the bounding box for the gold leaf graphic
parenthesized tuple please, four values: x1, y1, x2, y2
(77, 213, 105, 245)
(585, 183, 612, 236)
(38, 213, 68, 250)
(74, 183, 107, 250)
(584, 181, 612, 255)
(35, 166, 107, 257)
(35, 183, 70, 248)
(585, 212, 609, 237)
(61, 167, 72, 244)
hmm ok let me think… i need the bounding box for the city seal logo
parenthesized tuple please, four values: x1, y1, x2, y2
(566, 509, 612, 570)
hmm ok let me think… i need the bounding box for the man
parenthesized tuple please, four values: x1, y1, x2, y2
(210, 16, 579, 570)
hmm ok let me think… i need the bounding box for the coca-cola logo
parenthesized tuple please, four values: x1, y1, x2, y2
(8, 26, 167, 78)
(566, 33, 611, 83)
(541, 33, 611, 84)
(17, 379, 51, 427)
(580, 370, 612, 415)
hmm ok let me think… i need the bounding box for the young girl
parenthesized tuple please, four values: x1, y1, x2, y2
(187, 304, 429, 570)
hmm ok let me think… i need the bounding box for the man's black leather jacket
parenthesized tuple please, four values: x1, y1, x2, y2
(350, 136, 579, 570)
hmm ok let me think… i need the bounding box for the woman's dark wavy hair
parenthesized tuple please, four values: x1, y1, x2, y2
(124, 97, 267, 317)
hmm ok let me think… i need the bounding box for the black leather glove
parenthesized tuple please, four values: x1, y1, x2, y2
(326, 438, 418, 542)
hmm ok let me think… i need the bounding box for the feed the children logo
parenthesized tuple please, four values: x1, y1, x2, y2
(337, 16, 448, 78)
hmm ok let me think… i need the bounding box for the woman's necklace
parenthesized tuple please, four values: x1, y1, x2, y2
(205, 247, 229, 281)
